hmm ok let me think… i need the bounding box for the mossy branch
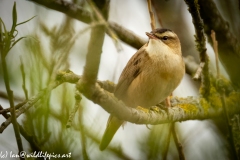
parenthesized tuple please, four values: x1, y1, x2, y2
(198, 0, 240, 87)
(184, 0, 211, 100)
(1, 70, 240, 133)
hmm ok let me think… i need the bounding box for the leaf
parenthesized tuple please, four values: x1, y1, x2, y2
(8, 36, 27, 51)
(0, 18, 8, 40)
(11, 2, 17, 34)
(17, 16, 37, 26)
(0, 18, 12, 56)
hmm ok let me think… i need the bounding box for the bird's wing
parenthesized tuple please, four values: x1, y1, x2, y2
(114, 44, 149, 100)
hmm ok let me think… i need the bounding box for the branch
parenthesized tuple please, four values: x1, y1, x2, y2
(108, 22, 146, 49)
(184, 0, 211, 101)
(28, 0, 146, 50)
(61, 71, 240, 124)
(80, 0, 109, 90)
(184, 0, 209, 81)
(78, 82, 240, 125)
(28, 0, 92, 23)
(1, 70, 240, 133)
(0, 101, 27, 115)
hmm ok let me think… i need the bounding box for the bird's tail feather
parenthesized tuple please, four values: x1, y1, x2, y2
(99, 116, 123, 151)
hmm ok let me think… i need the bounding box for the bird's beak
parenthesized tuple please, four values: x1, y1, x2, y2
(146, 32, 158, 39)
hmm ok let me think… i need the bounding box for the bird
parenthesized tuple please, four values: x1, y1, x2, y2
(99, 28, 185, 151)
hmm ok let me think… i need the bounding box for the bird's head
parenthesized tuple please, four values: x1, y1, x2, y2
(146, 28, 181, 56)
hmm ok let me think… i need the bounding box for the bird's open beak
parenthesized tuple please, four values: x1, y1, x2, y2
(146, 32, 158, 39)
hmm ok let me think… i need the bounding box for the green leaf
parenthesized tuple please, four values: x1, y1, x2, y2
(0, 18, 8, 39)
(0, 19, 11, 55)
(8, 36, 27, 51)
(17, 15, 37, 26)
(11, 2, 17, 34)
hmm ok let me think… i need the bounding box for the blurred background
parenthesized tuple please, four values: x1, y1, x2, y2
(0, 0, 239, 159)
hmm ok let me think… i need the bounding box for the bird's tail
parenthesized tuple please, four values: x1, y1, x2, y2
(99, 115, 123, 151)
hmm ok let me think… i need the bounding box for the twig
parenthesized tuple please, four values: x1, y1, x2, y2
(147, 0, 156, 30)
(0, 101, 27, 115)
(172, 123, 185, 160)
(193, 61, 205, 80)
(66, 90, 82, 128)
(210, 30, 220, 77)
(220, 90, 238, 159)
(151, 0, 163, 27)
(0, 91, 24, 101)
(20, 56, 29, 100)
(0, 105, 10, 119)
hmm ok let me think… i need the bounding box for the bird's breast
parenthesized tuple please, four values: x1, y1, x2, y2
(125, 53, 184, 108)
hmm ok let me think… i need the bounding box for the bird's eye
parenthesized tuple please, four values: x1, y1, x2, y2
(162, 36, 168, 40)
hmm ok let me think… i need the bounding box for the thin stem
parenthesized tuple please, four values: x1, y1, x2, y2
(210, 30, 220, 78)
(1, 44, 24, 158)
(66, 91, 82, 128)
(172, 123, 185, 160)
(147, 0, 156, 30)
(220, 91, 238, 159)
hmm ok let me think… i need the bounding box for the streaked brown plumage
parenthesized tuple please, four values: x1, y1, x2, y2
(99, 28, 185, 151)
